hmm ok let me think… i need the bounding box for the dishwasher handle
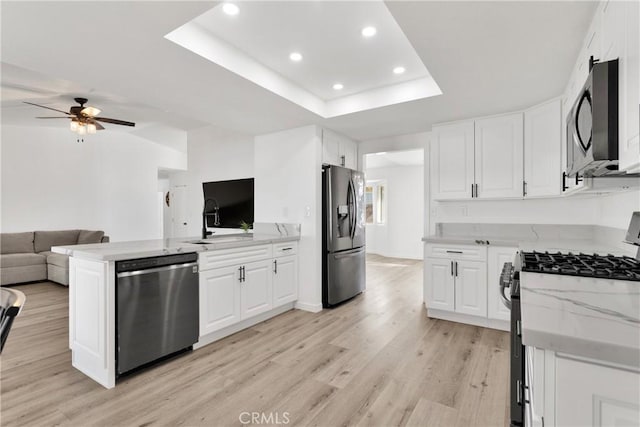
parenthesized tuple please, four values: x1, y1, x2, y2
(116, 262, 198, 278)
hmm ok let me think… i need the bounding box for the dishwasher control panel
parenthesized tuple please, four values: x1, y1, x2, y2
(116, 253, 198, 273)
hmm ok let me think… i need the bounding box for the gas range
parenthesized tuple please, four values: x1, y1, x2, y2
(520, 251, 640, 281)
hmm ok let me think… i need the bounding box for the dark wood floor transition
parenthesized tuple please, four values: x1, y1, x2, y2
(1, 254, 509, 426)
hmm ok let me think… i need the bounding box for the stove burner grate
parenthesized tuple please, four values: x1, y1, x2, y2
(521, 251, 640, 281)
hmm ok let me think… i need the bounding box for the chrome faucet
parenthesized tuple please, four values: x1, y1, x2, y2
(202, 198, 221, 238)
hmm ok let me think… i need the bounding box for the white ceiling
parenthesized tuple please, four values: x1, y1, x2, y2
(192, 2, 431, 100)
(0, 1, 597, 143)
(365, 149, 424, 169)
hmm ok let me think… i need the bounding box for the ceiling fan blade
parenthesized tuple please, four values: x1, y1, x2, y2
(88, 119, 105, 130)
(94, 117, 135, 127)
(36, 116, 73, 119)
(23, 101, 73, 116)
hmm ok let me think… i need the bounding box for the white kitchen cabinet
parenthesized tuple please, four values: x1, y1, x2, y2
(556, 355, 640, 427)
(322, 128, 358, 170)
(199, 265, 241, 335)
(240, 259, 273, 319)
(454, 260, 487, 317)
(430, 121, 475, 200)
(474, 113, 524, 199)
(619, 0, 640, 173)
(424, 258, 455, 311)
(424, 244, 487, 318)
(487, 246, 517, 322)
(272, 255, 298, 306)
(524, 100, 562, 197)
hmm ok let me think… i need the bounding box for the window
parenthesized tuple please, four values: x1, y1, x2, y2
(365, 186, 374, 224)
(365, 181, 386, 225)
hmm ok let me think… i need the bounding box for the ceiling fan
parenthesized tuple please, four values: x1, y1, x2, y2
(24, 97, 135, 137)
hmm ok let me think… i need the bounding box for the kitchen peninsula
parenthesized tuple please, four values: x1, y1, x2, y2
(52, 223, 301, 388)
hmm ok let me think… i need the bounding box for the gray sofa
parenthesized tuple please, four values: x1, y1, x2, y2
(0, 230, 109, 286)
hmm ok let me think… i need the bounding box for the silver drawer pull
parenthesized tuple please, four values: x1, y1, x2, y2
(281, 247, 293, 251)
(446, 250, 463, 254)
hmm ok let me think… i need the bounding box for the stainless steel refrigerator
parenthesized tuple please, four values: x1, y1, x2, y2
(322, 165, 366, 307)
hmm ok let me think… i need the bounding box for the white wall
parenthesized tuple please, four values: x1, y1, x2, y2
(254, 125, 323, 312)
(595, 190, 640, 230)
(170, 125, 254, 237)
(365, 165, 424, 259)
(1, 125, 186, 241)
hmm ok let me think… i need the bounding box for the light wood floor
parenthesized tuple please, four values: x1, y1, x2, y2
(1, 254, 509, 427)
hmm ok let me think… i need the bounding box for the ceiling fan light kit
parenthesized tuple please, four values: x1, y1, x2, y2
(24, 97, 135, 142)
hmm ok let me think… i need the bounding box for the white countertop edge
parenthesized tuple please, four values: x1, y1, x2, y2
(522, 328, 640, 370)
(52, 235, 300, 262)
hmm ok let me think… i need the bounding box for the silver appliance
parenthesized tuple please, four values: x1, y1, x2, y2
(322, 165, 366, 307)
(116, 253, 199, 375)
(566, 57, 619, 177)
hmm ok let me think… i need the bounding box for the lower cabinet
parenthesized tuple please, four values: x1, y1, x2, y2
(199, 265, 241, 335)
(526, 347, 640, 427)
(273, 255, 298, 306)
(240, 259, 273, 320)
(198, 242, 299, 338)
(424, 244, 487, 317)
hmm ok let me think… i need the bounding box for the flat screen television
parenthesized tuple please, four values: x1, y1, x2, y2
(202, 178, 254, 229)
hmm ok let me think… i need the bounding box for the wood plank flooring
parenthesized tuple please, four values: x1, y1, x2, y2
(0, 254, 509, 426)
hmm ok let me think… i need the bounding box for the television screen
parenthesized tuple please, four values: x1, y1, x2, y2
(202, 178, 254, 229)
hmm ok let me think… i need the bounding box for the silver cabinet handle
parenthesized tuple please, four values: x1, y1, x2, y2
(273, 259, 278, 274)
(238, 266, 243, 282)
(446, 250, 463, 254)
(471, 183, 474, 198)
(281, 247, 293, 251)
(454, 261, 458, 277)
(450, 261, 454, 276)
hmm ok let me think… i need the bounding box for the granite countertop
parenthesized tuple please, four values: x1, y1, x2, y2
(52, 223, 301, 262)
(520, 271, 640, 369)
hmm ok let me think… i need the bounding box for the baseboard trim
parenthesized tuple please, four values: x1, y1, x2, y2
(427, 307, 509, 332)
(294, 301, 323, 313)
(195, 302, 295, 349)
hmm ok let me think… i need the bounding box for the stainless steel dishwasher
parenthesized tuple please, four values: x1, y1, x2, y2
(116, 253, 199, 376)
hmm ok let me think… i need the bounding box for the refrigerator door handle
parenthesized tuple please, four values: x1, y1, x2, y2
(351, 178, 358, 240)
(347, 179, 355, 240)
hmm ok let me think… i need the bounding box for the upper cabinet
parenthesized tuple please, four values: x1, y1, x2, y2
(322, 128, 358, 170)
(619, 0, 640, 172)
(431, 121, 475, 200)
(431, 113, 524, 200)
(475, 113, 524, 199)
(524, 99, 562, 197)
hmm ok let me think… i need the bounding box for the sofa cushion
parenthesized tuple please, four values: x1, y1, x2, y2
(34, 230, 80, 253)
(44, 252, 69, 269)
(1, 232, 35, 254)
(77, 230, 105, 244)
(0, 253, 46, 268)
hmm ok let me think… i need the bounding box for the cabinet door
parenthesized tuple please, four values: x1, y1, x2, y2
(340, 139, 359, 170)
(475, 113, 524, 199)
(199, 265, 241, 335)
(424, 258, 455, 311)
(524, 100, 561, 197)
(556, 356, 640, 427)
(431, 121, 475, 200)
(241, 259, 273, 320)
(487, 246, 517, 321)
(454, 260, 487, 317)
(322, 130, 341, 166)
(619, 0, 640, 172)
(273, 255, 298, 306)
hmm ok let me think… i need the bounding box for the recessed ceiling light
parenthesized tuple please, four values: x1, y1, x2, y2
(222, 3, 239, 16)
(333, 83, 344, 91)
(393, 66, 406, 75)
(361, 26, 377, 37)
(289, 52, 303, 62)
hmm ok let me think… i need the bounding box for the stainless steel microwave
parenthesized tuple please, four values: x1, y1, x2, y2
(566, 58, 619, 177)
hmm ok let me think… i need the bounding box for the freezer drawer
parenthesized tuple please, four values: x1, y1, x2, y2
(324, 247, 366, 307)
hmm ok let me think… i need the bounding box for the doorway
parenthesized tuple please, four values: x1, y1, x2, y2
(363, 149, 424, 260)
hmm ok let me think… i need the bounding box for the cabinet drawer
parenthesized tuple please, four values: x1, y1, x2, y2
(199, 244, 273, 271)
(273, 241, 298, 257)
(425, 244, 487, 261)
